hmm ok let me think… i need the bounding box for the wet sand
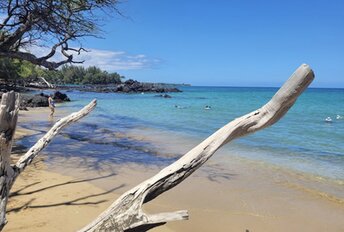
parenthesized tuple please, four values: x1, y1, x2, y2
(5, 107, 344, 232)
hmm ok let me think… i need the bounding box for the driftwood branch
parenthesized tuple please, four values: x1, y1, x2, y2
(39, 77, 55, 89)
(0, 91, 19, 230)
(79, 64, 315, 232)
(0, 92, 96, 230)
(13, 99, 97, 178)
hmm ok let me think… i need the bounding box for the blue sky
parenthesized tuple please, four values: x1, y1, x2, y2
(74, 0, 344, 87)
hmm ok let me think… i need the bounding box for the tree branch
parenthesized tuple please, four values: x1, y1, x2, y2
(0, 0, 121, 69)
(38, 35, 72, 61)
(0, 50, 84, 70)
(13, 99, 97, 177)
(79, 64, 315, 232)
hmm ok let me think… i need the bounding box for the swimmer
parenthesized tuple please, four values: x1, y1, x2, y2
(204, 105, 211, 110)
(174, 105, 187, 109)
(325, 117, 332, 123)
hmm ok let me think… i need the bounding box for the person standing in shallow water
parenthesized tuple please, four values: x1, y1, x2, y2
(48, 95, 55, 117)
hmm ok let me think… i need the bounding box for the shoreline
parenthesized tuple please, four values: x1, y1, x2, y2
(6, 107, 344, 231)
(123, 126, 344, 201)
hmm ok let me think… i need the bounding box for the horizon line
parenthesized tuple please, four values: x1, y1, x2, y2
(185, 85, 344, 90)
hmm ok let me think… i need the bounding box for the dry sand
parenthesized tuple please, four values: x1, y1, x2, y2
(4, 107, 344, 232)
(6, 162, 121, 232)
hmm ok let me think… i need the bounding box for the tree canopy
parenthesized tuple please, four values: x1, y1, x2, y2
(0, 0, 119, 70)
(0, 58, 124, 85)
(45, 65, 124, 85)
(0, 58, 19, 83)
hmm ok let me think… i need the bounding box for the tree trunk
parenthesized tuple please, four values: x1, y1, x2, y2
(0, 91, 19, 229)
(79, 64, 315, 232)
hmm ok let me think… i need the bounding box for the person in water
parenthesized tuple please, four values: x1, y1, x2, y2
(48, 95, 55, 116)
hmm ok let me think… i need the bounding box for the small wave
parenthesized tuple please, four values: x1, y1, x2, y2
(283, 182, 344, 205)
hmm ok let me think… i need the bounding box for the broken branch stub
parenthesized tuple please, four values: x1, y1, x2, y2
(79, 64, 315, 232)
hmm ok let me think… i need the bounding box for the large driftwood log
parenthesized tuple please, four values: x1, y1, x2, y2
(0, 92, 19, 230)
(0, 92, 96, 230)
(79, 64, 315, 232)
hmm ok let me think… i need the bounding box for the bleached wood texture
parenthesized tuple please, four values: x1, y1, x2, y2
(79, 64, 315, 232)
(0, 93, 96, 230)
(14, 99, 97, 176)
(39, 76, 55, 88)
(0, 91, 19, 230)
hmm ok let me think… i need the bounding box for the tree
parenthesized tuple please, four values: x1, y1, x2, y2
(0, 59, 125, 85)
(47, 65, 124, 85)
(0, 57, 19, 83)
(15, 60, 42, 81)
(0, 0, 119, 70)
(0, 58, 41, 86)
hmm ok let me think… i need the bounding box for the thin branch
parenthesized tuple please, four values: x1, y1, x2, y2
(0, 0, 121, 68)
(13, 99, 97, 177)
(0, 50, 84, 70)
(38, 35, 71, 61)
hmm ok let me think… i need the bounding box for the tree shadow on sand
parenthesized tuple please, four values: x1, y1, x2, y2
(9, 173, 118, 197)
(7, 174, 125, 213)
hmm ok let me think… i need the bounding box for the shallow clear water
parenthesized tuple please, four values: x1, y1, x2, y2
(35, 87, 344, 181)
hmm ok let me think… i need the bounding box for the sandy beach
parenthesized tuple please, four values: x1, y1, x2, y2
(1, 0, 343, 231)
(5, 107, 344, 232)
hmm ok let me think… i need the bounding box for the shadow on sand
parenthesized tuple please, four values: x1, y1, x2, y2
(7, 173, 124, 213)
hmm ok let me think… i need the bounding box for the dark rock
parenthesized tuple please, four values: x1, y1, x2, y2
(20, 93, 49, 108)
(122, 85, 131, 93)
(19, 91, 70, 108)
(0, 84, 29, 93)
(124, 79, 137, 85)
(19, 106, 28, 111)
(168, 87, 182, 93)
(52, 91, 70, 102)
(56, 80, 183, 94)
(116, 85, 123, 92)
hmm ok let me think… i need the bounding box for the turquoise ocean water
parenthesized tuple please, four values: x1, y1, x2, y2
(22, 87, 344, 183)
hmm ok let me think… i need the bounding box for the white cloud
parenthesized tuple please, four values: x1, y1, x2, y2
(78, 49, 160, 71)
(28, 46, 160, 71)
